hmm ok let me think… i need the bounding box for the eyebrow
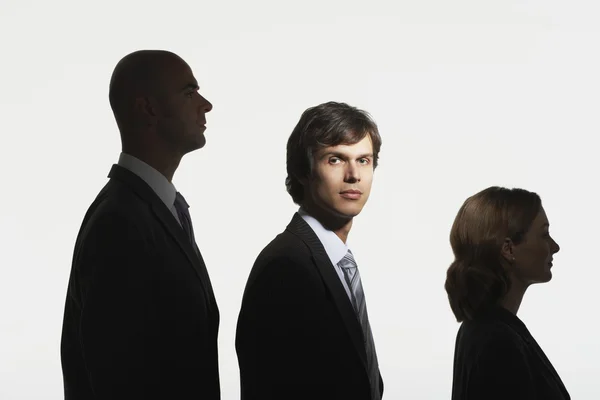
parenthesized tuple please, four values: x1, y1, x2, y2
(323, 152, 373, 159)
(181, 83, 199, 92)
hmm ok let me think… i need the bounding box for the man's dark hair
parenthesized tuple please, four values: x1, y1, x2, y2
(285, 101, 382, 204)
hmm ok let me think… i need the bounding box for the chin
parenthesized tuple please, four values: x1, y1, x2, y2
(537, 271, 553, 283)
(333, 204, 364, 218)
(189, 133, 206, 151)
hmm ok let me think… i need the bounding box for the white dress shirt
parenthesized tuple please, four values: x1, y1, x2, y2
(298, 208, 354, 301)
(117, 152, 182, 226)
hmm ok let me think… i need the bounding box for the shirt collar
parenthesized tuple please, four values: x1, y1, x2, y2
(117, 152, 177, 210)
(298, 207, 349, 266)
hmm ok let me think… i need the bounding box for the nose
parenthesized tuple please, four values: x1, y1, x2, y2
(198, 94, 213, 113)
(552, 237, 560, 254)
(344, 161, 361, 183)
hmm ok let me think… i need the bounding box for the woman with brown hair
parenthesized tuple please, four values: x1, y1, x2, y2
(445, 186, 570, 399)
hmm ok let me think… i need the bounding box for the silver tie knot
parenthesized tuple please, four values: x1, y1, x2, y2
(338, 250, 357, 270)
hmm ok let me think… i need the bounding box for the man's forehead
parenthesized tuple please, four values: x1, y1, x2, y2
(155, 60, 197, 91)
(317, 136, 373, 153)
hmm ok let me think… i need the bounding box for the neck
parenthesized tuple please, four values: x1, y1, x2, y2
(302, 202, 354, 243)
(123, 146, 181, 182)
(500, 279, 528, 315)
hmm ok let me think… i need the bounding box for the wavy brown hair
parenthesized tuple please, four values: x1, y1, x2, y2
(445, 186, 542, 322)
(285, 101, 382, 205)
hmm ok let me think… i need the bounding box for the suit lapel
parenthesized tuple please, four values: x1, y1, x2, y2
(286, 213, 369, 372)
(107, 164, 213, 305)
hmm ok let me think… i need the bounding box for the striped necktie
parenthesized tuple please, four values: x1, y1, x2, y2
(338, 249, 381, 400)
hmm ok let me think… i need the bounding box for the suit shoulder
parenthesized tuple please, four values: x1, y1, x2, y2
(459, 316, 525, 346)
(73, 181, 156, 256)
(456, 316, 530, 369)
(82, 180, 151, 229)
(243, 230, 318, 286)
(255, 229, 312, 265)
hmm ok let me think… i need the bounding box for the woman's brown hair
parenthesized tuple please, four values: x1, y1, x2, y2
(445, 186, 542, 322)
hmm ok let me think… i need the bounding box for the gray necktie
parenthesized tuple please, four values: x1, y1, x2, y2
(338, 250, 381, 400)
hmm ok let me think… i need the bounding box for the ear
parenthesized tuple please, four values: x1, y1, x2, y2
(501, 238, 516, 264)
(134, 96, 158, 124)
(295, 169, 312, 187)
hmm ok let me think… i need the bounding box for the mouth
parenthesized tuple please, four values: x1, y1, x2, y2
(340, 190, 362, 200)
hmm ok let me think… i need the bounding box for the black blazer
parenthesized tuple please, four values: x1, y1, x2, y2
(60, 165, 220, 400)
(451, 305, 570, 400)
(235, 213, 383, 400)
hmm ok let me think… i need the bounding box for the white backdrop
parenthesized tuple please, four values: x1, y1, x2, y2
(1, 0, 598, 399)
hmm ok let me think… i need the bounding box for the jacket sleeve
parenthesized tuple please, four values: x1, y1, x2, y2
(236, 256, 334, 400)
(76, 211, 162, 399)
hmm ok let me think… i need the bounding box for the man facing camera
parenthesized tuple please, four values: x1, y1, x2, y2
(60, 50, 220, 400)
(236, 101, 384, 400)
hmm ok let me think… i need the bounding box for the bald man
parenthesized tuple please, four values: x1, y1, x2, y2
(60, 50, 220, 400)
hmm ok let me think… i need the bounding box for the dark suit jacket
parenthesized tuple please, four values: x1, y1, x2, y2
(451, 305, 570, 400)
(235, 213, 383, 400)
(60, 164, 220, 400)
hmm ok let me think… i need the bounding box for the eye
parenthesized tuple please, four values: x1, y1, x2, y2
(329, 157, 341, 164)
(358, 158, 370, 165)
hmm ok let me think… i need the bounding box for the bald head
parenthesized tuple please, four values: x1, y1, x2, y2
(107, 50, 213, 163)
(109, 50, 186, 133)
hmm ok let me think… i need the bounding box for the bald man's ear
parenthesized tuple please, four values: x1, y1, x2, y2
(133, 96, 158, 125)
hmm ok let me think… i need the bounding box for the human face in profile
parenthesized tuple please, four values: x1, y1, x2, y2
(304, 134, 375, 222)
(156, 58, 213, 155)
(512, 207, 561, 285)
